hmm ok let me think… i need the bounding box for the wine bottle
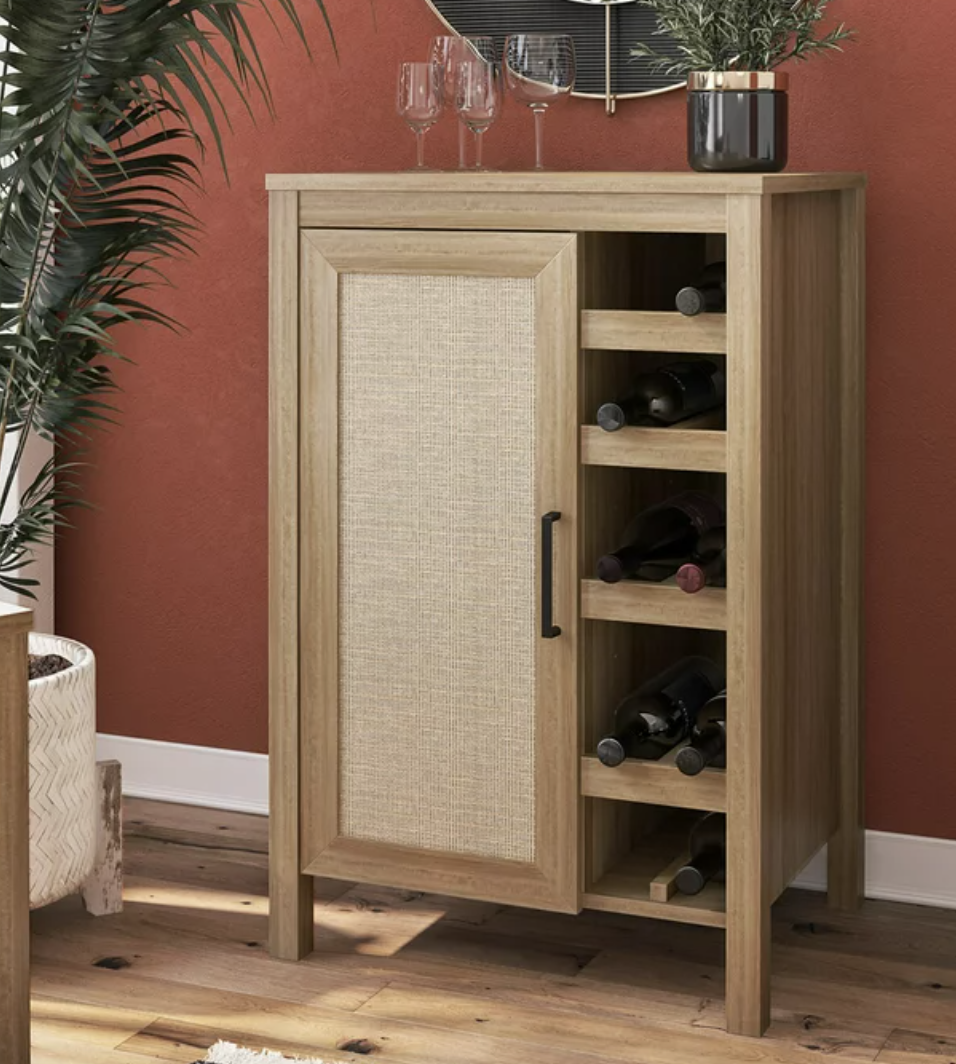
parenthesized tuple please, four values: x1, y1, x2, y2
(596, 657, 725, 767)
(675, 689, 727, 776)
(630, 557, 690, 585)
(675, 262, 727, 317)
(596, 360, 726, 432)
(596, 491, 725, 585)
(675, 526, 727, 594)
(675, 812, 726, 896)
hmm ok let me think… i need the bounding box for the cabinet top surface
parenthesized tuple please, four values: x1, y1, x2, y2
(266, 171, 865, 195)
(0, 602, 31, 630)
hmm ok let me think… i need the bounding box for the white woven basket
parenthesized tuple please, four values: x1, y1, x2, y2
(28, 633, 97, 910)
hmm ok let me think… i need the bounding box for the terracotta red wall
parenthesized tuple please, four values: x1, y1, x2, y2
(56, 0, 956, 840)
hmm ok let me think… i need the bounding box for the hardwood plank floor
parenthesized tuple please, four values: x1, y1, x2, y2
(30, 800, 956, 1063)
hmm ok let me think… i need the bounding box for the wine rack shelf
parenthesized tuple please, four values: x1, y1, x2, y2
(270, 172, 866, 1038)
(581, 310, 727, 353)
(581, 579, 728, 630)
(581, 752, 727, 813)
(583, 811, 727, 928)
(580, 424, 727, 473)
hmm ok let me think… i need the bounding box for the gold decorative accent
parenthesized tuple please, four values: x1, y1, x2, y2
(566, 0, 640, 115)
(688, 71, 790, 92)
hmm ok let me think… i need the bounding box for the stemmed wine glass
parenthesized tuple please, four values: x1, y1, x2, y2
(429, 35, 495, 169)
(504, 34, 577, 171)
(396, 61, 443, 171)
(455, 57, 501, 171)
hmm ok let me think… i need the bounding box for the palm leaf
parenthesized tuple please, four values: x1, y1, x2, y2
(0, 0, 333, 584)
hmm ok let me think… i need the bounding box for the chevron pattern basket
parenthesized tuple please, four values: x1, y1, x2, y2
(28, 633, 97, 910)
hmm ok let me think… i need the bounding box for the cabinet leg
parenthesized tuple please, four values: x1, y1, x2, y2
(269, 867, 313, 960)
(827, 825, 864, 912)
(726, 903, 771, 1037)
(269, 790, 313, 959)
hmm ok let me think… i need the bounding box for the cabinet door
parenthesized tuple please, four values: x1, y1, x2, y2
(299, 230, 579, 913)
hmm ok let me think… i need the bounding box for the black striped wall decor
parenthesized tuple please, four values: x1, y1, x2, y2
(425, 0, 684, 100)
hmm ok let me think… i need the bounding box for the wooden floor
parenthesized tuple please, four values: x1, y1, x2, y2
(30, 800, 956, 1063)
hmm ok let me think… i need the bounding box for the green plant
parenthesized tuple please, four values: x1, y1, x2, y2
(633, 0, 854, 75)
(0, 0, 331, 596)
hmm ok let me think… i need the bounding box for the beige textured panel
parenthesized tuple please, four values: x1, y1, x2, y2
(338, 273, 537, 863)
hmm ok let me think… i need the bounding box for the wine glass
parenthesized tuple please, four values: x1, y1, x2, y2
(429, 35, 495, 169)
(455, 58, 501, 171)
(504, 34, 577, 171)
(396, 61, 443, 171)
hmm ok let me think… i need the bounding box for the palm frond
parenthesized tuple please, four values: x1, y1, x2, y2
(0, 0, 333, 583)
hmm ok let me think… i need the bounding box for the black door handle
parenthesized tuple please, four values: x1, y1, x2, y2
(541, 511, 562, 639)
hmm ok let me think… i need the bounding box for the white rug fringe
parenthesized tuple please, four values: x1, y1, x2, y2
(203, 1041, 335, 1064)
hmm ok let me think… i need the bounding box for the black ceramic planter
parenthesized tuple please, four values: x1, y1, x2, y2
(687, 71, 789, 174)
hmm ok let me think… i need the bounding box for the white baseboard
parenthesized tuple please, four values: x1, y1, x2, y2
(96, 734, 268, 816)
(793, 830, 956, 911)
(98, 734, 956, 911)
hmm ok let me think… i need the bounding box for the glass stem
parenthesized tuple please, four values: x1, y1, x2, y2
(458, 120, 468, 170)
(532, 107, 547, 171)
(416, 128, 427, 170)
(474, 129, 484, 171)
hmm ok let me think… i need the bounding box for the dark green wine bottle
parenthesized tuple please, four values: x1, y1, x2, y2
(596, 657, 725, 768)
(675, 812, 726, 896)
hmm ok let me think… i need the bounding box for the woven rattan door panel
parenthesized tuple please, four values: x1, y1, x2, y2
(299, 231, 579, 913)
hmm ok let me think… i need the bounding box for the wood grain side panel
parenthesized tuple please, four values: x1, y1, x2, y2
(581, 311, 727, 354)
(725, 194, 773, 1038)
(305, 229, 573, 278)
(299, 233, 342, 868)
(828, 187, 867, 910)
(764, 192, 844, 900)
(581, 580, 727, 630)
(534, 237, 581, 913)
(299, 191, 726, 234)
(304, 838, 559, 912)
(581, 890, 726, 927)
(725, 190, 850, 1036)
(267, 171, 865, 194)
(580, 425, 727, 473)
(268, 190, 313, 961)
(0, 604, 32, 1063)
(580, 754, 727, 813)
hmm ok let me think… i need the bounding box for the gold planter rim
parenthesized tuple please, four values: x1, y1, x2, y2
(688, 71, 789, 92)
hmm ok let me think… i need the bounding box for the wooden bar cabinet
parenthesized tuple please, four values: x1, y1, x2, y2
(268, 173, 866, 1037)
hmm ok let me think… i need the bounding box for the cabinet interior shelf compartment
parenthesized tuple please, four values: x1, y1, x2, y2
(582, 809, 727, 928)
(581, 310, 727, 353)
(581, 579, 728, 630)
(581, 751, 726, 813)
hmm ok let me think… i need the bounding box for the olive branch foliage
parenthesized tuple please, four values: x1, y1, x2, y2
(0, 0, 331, 595)
(633, 0, 854, 75)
